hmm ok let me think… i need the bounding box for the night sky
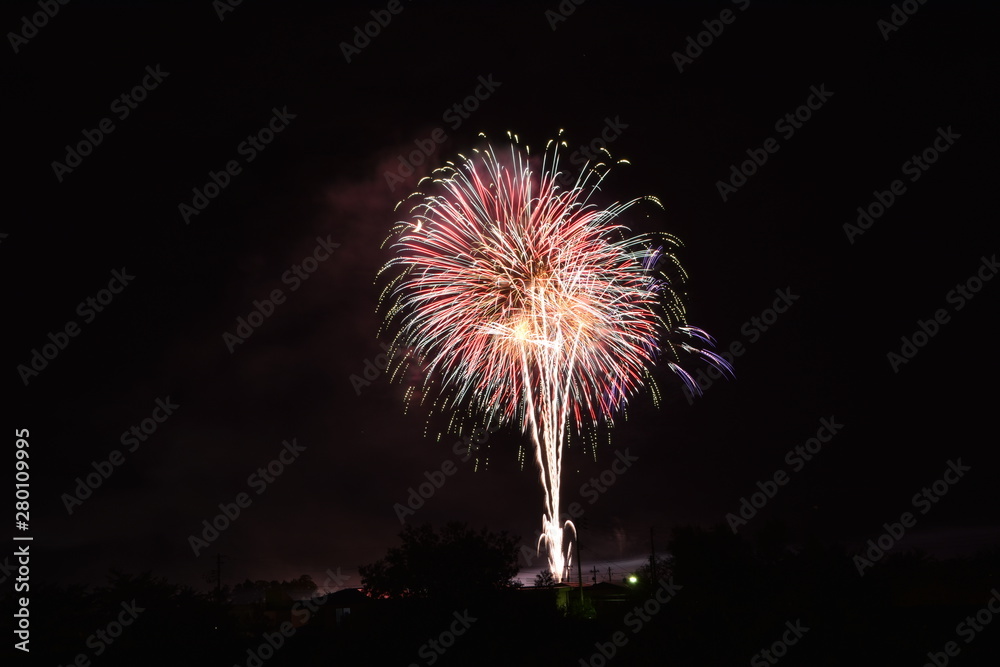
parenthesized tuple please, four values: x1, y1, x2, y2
(7, 0, 998, 594)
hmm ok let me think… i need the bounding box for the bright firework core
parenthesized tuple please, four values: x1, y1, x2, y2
(380, 132, 731, 582)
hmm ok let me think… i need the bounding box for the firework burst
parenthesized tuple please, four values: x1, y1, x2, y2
(378, 131, 731, 581)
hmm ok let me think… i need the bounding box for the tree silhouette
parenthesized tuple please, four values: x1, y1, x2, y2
(633, 556, 673, 587)
(534, 568, 556, 588)
(230, 574, 318, 607)
(359, 522, 520, 604)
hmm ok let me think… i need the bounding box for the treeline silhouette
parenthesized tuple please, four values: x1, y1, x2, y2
(11, 522, 999, 666)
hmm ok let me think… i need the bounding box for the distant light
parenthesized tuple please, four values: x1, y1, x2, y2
(628, 575, 637, 584)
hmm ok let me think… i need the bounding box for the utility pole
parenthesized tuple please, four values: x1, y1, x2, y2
(607, 566, 612, 582)
(650, 527, 657, 585)
(591, 565, 599, 583)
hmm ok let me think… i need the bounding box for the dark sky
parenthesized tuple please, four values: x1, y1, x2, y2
(6, 0, 998, 592)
